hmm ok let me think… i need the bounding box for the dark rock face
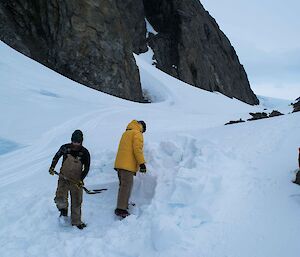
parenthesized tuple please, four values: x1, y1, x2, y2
(247, 112, 268, 121)
(269, 110, 283, 117)
(142, 0, 259, 105)
(0, 0, 259, 105)
(116, 0, 148, 54)
(292, 98, 300, 112)
(225, 119, 245, 125)
(0, 0, 143, 102)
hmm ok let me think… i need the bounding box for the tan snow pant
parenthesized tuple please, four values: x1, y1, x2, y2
(54, 178, 83, 225)
(116, 169, 134, 210)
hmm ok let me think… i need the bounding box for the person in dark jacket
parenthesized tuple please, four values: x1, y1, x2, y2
(49, 130, 90, 229)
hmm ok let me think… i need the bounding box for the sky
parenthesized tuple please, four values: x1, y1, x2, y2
(201, 0, 300, 100)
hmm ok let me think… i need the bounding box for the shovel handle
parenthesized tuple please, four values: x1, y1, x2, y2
(53, 171, 107, 194)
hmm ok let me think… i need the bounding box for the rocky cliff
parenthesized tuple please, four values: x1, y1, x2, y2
(142, 0, 259, 105)
(0, 0, 259, 105)
(0, 0, 143, 101)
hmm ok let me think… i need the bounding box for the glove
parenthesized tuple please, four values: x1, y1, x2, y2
(49, 167, 55, 175)
(77, 180, 84, 187)
(139, 163, 147, 173)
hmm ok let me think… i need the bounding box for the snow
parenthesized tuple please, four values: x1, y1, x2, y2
(145, 18, 158, 36)
(258, 95, 293, 113)
(139, 19, 157, 66)
(136, 48, 156, 67)
(0, 138, 21, 156)
(1, 41, 300, 257)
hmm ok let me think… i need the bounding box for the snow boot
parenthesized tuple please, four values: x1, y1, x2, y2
(58, 209, 70, 227)
(73, 223, 87, 230)
(59, 209, 68, 217)
(115, 208, 130, 219)
(293, 170, 300, 185)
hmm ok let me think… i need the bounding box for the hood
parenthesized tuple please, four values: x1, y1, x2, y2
(126, 120, 143, 132)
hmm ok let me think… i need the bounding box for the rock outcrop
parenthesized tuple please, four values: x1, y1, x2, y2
(225, 119, 245, 125)
(0, 0, 143, 101)
(269, 110, 283, 117)
(292, 98, 300, 112)
(142, 0, 258, 105)
(116, 0, 148, 54)
(0, 0, 259, 105)
(247, 112, 269, 121)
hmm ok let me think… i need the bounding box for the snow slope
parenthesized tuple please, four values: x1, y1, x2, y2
(257, 95, 293, 114)
(1, 41, 300, 257)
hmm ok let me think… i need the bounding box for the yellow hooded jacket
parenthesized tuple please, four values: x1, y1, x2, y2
(114, 120, 146, 173)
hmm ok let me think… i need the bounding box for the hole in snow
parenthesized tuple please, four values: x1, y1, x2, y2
(131, 173, 157, 207)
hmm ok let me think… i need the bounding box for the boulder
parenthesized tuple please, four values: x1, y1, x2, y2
(269, 110, 284, 117)
(247, 112, 268, 121)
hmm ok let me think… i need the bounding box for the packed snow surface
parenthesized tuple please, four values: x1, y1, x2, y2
(0, 42, 300, 257)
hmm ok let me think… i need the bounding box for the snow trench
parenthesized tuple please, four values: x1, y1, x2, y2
(0, 134, 227, 257)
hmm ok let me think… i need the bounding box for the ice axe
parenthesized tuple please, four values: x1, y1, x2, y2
(53, 171, 107, 194)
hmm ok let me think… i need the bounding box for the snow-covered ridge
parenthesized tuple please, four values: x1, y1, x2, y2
(0, 41, 262, 146)
(1, 41, 300, 257)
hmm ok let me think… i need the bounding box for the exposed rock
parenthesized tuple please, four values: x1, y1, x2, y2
(269, 110, 284, 117)
(0, 0, 143, 102)
(226, 110, 284, 126)
(247, 112, 268, 121)
(143, 0, 259, 105)
(116, 0, 148, 54)
(292, 97, 300, 113)
(293, 169, 300, 185)
(0, 0, 259, 105)
(225, 118, 245, 125)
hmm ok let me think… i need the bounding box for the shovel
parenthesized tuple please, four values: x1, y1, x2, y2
(53, 171, 107, 194)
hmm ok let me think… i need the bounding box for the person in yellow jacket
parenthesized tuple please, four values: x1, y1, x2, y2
(114, 120, 147, 218)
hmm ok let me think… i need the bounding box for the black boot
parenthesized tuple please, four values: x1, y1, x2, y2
(115, 208, 130, 218)
(75, 223, 87, 230)
(59, 209, 68, 217)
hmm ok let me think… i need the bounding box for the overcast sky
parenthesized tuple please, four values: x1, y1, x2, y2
(201, 0, 300, 100)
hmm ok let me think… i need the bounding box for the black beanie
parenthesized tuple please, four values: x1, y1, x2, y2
(71, 130, 83, 143)
(138, 120, 146, 133)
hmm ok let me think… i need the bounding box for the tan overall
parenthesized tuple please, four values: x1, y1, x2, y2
(54, 154, 83, 225)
